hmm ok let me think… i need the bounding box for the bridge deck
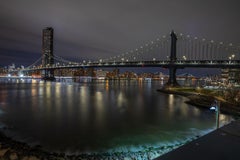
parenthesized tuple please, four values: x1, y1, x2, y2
(155, 120, 240, 160)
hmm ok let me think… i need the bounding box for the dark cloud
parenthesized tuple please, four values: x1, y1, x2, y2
(0, 0, 240, 67)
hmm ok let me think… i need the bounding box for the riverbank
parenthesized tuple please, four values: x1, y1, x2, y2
(157, 87, 240, 116)
(0, 128, 203, 160)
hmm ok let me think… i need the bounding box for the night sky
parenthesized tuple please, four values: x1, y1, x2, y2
(0, 0, 240, 75)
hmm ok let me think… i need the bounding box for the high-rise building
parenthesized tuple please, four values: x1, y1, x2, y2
(221, 68, 240, 84)
(42, 27, 54, 67)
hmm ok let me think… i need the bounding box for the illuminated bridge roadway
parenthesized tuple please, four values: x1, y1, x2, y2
(21, 59, 240, 71)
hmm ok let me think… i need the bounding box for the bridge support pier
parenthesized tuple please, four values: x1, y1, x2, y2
(42, 69, 55, 81)
(166, 67, 179, 87)
(41, 27, 55, 81)
(165, 31, 179, 87)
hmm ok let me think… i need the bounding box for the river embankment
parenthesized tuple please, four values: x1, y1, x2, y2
(157, 87, 240, 116)
(0, 128, 202, 160)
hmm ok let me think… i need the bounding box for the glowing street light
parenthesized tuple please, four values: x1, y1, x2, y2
(228, 54, 235, 64)
(210, 100, 220, 129)
(183, 56, 187, 60)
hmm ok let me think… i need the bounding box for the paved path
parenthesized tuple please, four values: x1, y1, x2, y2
(155, 120, 240, 160)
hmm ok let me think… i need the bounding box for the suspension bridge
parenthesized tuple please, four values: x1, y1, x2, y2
(14, 30, 240, 86)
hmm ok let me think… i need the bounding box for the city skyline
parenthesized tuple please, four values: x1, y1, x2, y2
(0, 0, 240, 76)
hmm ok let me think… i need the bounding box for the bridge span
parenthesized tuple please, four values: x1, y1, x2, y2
(13, 29, 240, 85)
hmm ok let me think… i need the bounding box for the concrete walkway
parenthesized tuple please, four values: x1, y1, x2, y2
(155, 120, 240, 160)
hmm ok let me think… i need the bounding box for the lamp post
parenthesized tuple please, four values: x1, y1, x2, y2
(183, 56, 187, 61)
(229, 54, 235, 64)
(210, 100, 220, 129)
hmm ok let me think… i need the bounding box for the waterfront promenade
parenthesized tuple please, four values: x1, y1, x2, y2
(155, 119, 240, 160)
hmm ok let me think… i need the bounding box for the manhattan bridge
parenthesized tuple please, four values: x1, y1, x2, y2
(15, 29, 240, 86)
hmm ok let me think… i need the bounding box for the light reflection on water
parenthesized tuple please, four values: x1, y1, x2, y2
(0, 79, 233, 154)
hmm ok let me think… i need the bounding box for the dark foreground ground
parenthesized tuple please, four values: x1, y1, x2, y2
(155, 120, 240, 160)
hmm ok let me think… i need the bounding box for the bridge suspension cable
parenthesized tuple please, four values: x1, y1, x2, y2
(176, 33, 240, 61)
(98, 32, 171, 63)
(97, 31, 240, 63)
(53, 55, 79, 65)
(23, 31, 240, 71)
(25, 57, 42, 69)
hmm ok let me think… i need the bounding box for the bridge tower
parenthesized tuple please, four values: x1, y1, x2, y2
(42, 27, 55, 80)
(166, 31, 179, 87)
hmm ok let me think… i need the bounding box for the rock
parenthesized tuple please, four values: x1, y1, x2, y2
(0, 148, 9, 157)
(27, 156, 41, 160)
(21, 156, 28, 160)
(21, 156, 41, 160)
(9, 152, 18, 160)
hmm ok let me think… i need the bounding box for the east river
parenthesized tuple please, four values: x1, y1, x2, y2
(0, 78, 233, 159)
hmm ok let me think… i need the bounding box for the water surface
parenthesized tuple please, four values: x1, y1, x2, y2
(0, 79, 233, 154)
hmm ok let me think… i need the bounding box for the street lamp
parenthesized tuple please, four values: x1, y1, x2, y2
(121, 58, 124, 63)
(183, 56, 187, 60)
(210, 100, 220, 129)
(228, 56, 232, 64)
(229, 54, 235, 61)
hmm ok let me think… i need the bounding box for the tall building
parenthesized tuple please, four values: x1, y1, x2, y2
(221, 68, 240, 84)
(42, 27, 54, 67)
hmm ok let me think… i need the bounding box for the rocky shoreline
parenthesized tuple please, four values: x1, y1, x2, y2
(0, 127, 203, 160)
(157, 88, 240, 116)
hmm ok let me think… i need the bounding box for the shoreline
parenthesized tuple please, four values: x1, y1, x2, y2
(157, 88, 240, 116)
(0, 128, 204, 160)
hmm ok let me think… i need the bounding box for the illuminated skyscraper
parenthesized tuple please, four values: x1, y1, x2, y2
(221, 68, 240, 84)
(42, 27, 54, 67)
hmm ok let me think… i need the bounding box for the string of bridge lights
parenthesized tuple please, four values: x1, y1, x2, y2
(177, 33, 239, 60)
(26, 57, 42, 69)
(96, 32, 239, 63)
(98, 34, 171, 63)
(177, 33, 239, 49)
(27, 31, 240, 69)
(27, 54, 81, 69)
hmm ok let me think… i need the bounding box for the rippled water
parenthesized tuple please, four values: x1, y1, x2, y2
(0, 78, 233, 155)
